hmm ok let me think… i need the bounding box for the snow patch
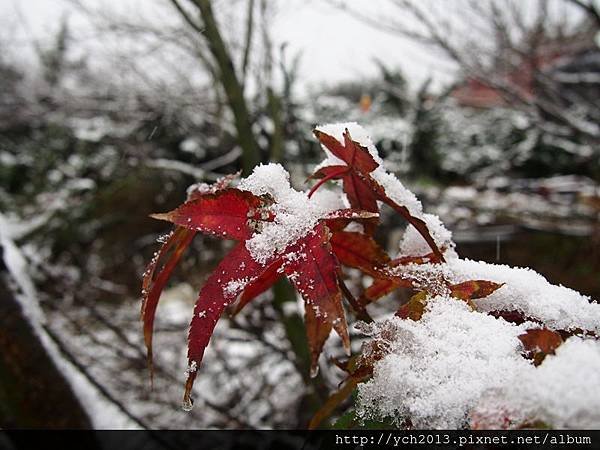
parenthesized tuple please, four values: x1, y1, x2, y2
(473, 338, 600, 429)
(0, 213, 136, 429)
(356, 296, 531, 429)
(239, 164, 337, 265)
(448, 258, 600, 333)
(356, 296, 600, 429)
(399, 213, 457, 258)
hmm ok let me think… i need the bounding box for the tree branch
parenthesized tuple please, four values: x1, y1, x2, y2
(241, 0, 256, 87)
(566, 0, 600, 28)
(186, 0, 262, 175)
(168, 0, 204, 34)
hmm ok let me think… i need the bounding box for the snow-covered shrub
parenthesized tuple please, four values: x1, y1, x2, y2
(143, 122, 600, 429)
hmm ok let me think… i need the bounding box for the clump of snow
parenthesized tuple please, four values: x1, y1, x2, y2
(400, 262, 454, 296)
(361, 210, 600, 430)
(239, 164, 338, 265)
(388, 252, 600, 335)
(356, 296, 600, 429)
(447, 258, 600, 334)
(223, 276, 256, 297)
(310, 187, 348, 211)
(472, 338, 600, 429)
(186, 182, 213, 197)
(356, 296, 532, 429)
(370, 169, 423, 218)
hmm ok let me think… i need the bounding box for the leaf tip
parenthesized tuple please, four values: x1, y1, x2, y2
(146, 348, 155, 388)
(344, 343, 351, 357)
(182, 371, 197, 412)
(149, 212, 171, 222)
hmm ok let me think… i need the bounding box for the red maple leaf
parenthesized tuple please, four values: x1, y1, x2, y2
(141, 174, 240, 380)
(143, 178, 378, 407)
(310, 128, 444, 262)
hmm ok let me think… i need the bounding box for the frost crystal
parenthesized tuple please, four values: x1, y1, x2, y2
(185, 360, 198, 376)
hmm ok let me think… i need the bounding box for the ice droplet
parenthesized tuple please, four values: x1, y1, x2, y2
(181, 397, 194, 412)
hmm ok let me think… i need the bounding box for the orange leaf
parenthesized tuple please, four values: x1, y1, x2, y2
(518, 328, 563, 366)
(450, 280, 504, 301)
(308, 376, 362, 429)
(396, 291, 429, 321)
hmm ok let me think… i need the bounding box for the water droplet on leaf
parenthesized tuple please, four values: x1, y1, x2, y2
(181, 397, 194, 412)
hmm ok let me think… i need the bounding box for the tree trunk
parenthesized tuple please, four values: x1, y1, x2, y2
(0, 274, 92, 429)
(192, 0, 262, 175)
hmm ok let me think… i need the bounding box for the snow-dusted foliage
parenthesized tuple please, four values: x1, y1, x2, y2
(239, 163, 340, 265)
(356, 297, 530, 429)
(472, 338, 600, 429)
(354, 203, 600, 429)
(310, 122, 600, 430)
(142, 121, 599, 430)
(356, 291, 600, 429)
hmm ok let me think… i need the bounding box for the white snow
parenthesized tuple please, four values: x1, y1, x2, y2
(314, 123, 420, 216)
(472, 338, 600, 429)
(146, 158, 206, 180)
(356, 296, 600, 429)
(448, 258, 600, 334)
(399, 213, 457, 258)
(238, 163, 338, 265)
(315, 126, 600, 429)
(356, 296, 532, 429)
(223, 276, 256, 297)
(391, 208, 600, 334)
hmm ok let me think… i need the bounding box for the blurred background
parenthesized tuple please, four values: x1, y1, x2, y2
(0, 0, 599, 430)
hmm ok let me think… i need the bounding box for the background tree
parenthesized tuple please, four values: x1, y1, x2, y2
(335, 0, 600, 178)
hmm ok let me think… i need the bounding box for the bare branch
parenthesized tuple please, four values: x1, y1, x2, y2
(167, 0, 204, 34)
(241, 0, 256, 86)
(566, 0, 600, 28)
